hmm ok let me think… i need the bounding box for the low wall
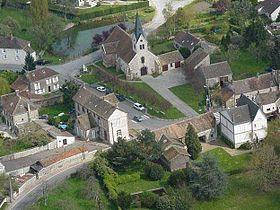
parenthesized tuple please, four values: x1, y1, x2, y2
(0, 197, 7, 209)
(0, 141, 57, 162)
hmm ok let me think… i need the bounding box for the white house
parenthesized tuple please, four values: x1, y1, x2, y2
(256, 0, 280, 21)
(73, 85, 129, 144)
(158, 51, 184, 72)
(0, 35, 36, 65)
(76, 0, 97, 7)
(220, 95, 267, 148)
(255, 91, 280, 117)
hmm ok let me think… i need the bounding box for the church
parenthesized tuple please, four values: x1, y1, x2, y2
(101, 14, 163, 80)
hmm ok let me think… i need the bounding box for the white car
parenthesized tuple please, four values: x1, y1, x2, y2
(133, 103, 145, 111)
(96, 86, 106, 92)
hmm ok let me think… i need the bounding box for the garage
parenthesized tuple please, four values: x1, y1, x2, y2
(162, 65, 168, 71)
(158, 50, 184, 72)
(175, 61, 181, 68)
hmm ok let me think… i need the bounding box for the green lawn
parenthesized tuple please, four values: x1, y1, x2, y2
(39, 103, 72, 117)
(80, 69, 184, 119)
(169, 84, 205, 113)
(150, 40, 176, 55)
(95, 61, 125, 79)
(32, 178, 115, 210)
(229, 51, 270, 80)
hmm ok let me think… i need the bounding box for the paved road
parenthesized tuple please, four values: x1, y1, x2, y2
(144, 0, 194, 34)
(142, 69, 198, 118)
(10, 163, 88, 210)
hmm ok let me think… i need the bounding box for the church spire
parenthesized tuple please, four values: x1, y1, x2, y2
(134, 13, 145, 41)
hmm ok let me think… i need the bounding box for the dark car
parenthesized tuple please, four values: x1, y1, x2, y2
(39, 114, 48, 120)
(116, 94, 126, 102)
(105, 88, 113, 95)
(35, 59, 50, 66)
(133, 116, 143, 122)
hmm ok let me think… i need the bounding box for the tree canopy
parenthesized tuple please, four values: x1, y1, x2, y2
(185, 124, 202, 160)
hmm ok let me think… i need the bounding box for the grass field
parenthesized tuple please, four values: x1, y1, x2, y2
(39, 103, 72, 117)
(150, 40, 176, 55)
(169, 84, 205, 113)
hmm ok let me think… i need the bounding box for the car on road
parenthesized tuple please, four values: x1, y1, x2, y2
(35, 59, 50, 66)
(96, 86, 106, 92)
(133, 103, 145, 111)
(116, 94, 126, 102)
(133, 116, 143, 122)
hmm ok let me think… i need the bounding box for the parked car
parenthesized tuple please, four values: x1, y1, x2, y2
(96, 86, 106, 92)
(116, 94, 126, 102)
(133, 103, 145, 111)
(35, 59, 50, 66)
(39, 114, 48, 120)
(133, 116, 143, 122)
(105, 88, 113, 95)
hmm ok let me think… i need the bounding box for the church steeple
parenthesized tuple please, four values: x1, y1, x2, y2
(134, 13, 145, 41)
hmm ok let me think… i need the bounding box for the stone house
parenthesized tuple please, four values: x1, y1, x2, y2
(256, 0, 280, 21)
(197, 61, 233, 88)
(11, 67, 61, 95)
(153, 112, 217, 143)
(73, 85, 129, 144)
(173, 31, 201, 53)
(185, 48, 210, 73)
(222, 72, 279, 107)
(1, 92, 39, 134)
(0, 35, 36, 65)
(158, 134, 190, 172)
(101, 14, 160, 80)
(220, 95, 267, 148)
(255, 91, 280, 117)
(158, 50, 184, 72)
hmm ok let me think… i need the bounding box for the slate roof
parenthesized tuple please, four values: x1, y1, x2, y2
(0, 35, 34, 53)
(154, 112, 216, 140)
(25, 68, 59, 83)
(158, 50, 184, 66)
(198, 61, 232, 79)
(102, 26, 136, 64)
(134, 13, 145, 41)
(72, 86, 118, 119)
(174, 31, 200, 50)
(232, 73, 277, 95)
(185, 48, 209, 70)
(1, 92, 37, 116)
(255, 91, 280, 105)
(256, 0, 280, 15)
(237, 94, 261, 119)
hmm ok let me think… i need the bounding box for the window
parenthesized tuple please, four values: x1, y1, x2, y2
(2, 49, 6, 53)
(141, 56, 145, 64)
(170, 63, 173, 67)
(140, 45, 143, 50)
(267, 108, 271, 111)
(117, 129, 122, 137)
(142, 44, 145, 49)
(15, 55, 19, 60)
(16, 49, 19, 54)
(3, 54, 7, 59)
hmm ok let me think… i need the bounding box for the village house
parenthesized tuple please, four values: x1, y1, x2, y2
(256, 0, 280, 21)
(0, 92, 39, 135)
(158, 134, 190, 172)
(221, 72, 279, 107)
(158, 50, 184, 72)
(174, 31, 201, 53)
(197, 61, 233, 88)
(153, 112, 217, 143)
(185, 48, 210, 73)
(255, 91, 280, 117)
(11, 67, 61, 96)
(0, 35, 36, 65)
(76, 0, 97, 7)
(73, 85, 129, 145)
(101, 14, 160, 80)
(220, 95, 267, 148)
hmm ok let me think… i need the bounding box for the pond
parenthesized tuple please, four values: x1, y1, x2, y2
(52, 22, 134, 58)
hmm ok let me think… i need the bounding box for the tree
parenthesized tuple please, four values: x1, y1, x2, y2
(174, 7, 189, 30)
(92, 34, 103, 47)
(168, 187, 194, 210)
(144, 163, 165, 181)
(250, 145, 280, 192)
(140, 191, 158, 208)
(117, 191, 132, 210)
(23, 52, 36, 71)
(1, 16, 20, 32)
(0, 23, 12, 36)
(155, 195, 174, 210)
(185, 124, 202, 160)
(190, 155, 228, 200)
(179, 47, 191, 58)
(30, 0, 49, 26)
(60, 81, 79, 104)
(0, 77, 11, 96)
(244, 19, 268, 47)
(271, 39, 280, 69)
(162, 2, 174, 36)
(167, 169, 188, 188)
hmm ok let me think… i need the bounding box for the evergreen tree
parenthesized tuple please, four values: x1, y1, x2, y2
(30, 0, 49, 26)
(23, 52, 36, 72)
(185, 124, 202, 160)
(190, 154, 228, 200)
(271, 39, 280, 69)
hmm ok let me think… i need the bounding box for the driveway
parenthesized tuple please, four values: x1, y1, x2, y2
(145, 0, 195, 34)
(142, 69, 198, 118)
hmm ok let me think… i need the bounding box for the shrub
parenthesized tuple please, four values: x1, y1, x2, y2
(167, 169, 187, 187)
(140, 191, 159, 208)
(238, 141, 252, 150)
(155, 195, 174, 210)
(117, 191, 132, 210)
(144, 163, 165, 181)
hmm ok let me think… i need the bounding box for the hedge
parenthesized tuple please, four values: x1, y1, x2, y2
(49, 1, 149, 20)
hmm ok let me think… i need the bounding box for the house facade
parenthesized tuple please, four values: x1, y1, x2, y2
(220, 95, 267, 148)
(0, 35, 36, 65)
(255, 91, 280, 117)
(1, 92, 39, 134)
(11, 67, 61, 95)
(73, 86, 129, 144)
(158, 50, 184, 72)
